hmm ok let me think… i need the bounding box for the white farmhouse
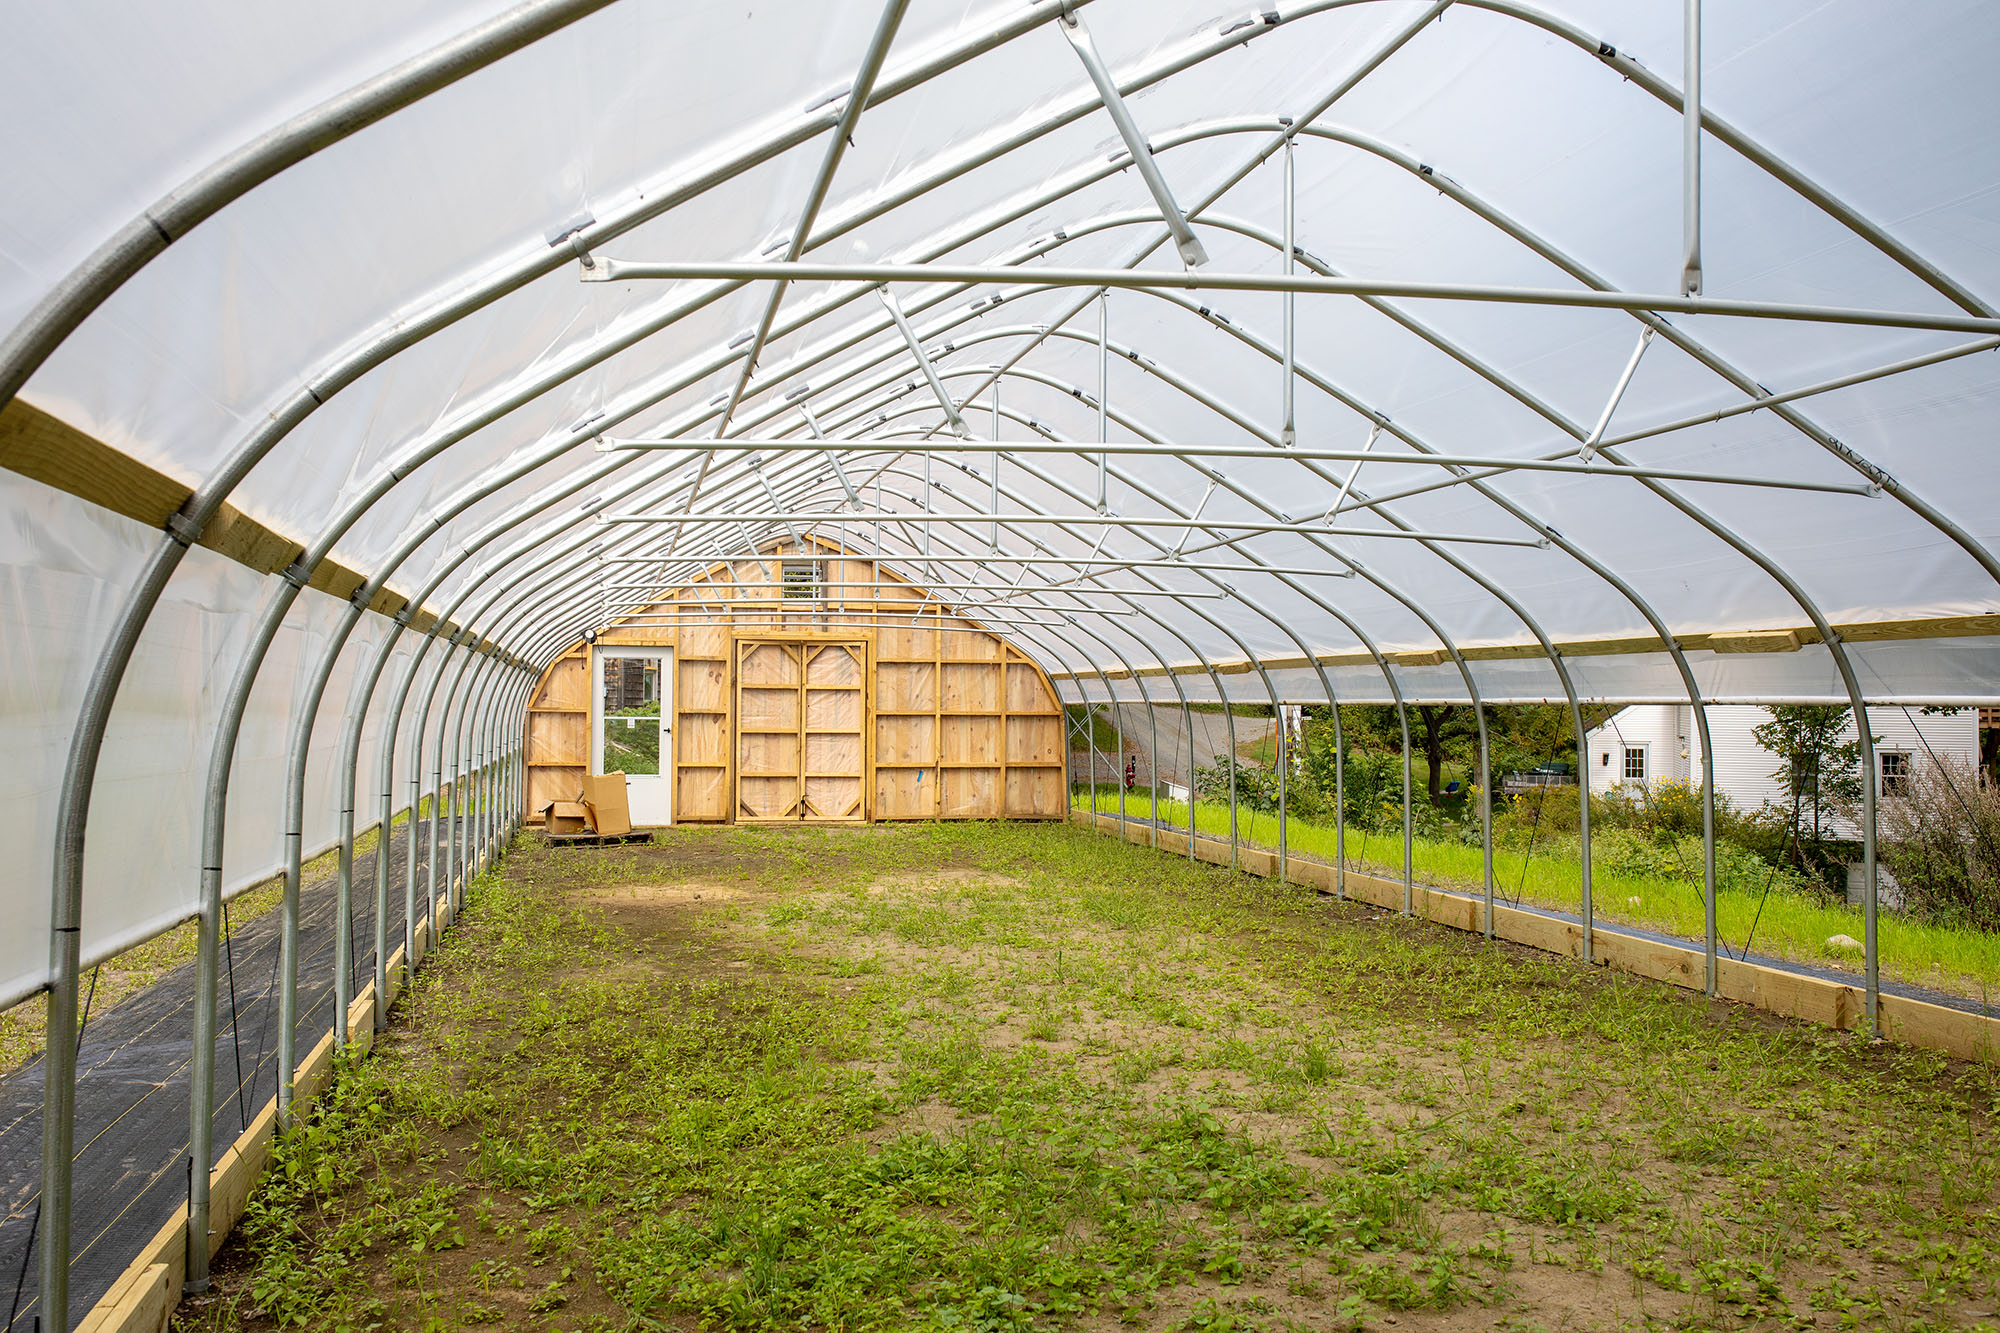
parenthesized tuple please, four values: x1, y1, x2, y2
(1583, 704, 1983, 836)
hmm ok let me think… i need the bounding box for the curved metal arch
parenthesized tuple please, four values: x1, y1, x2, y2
(732, 158, 1984, 780)
(1086, 141, 1913, 1009)
(850, 353, 1608, 701)
(1257, 120, 2000, 588)
(719, 457, 1292, 712)
(398, 462, 1216, 844)
(564, 179, 1982, 745)
(27, 0, 2000, 1304)
(810, 152, 1946, 1000)
(732, 116, 1992, 607)
(35, 2, 1408, 1288)
(1019, 210, 1861, 1006)
(0, 0, 626, 410)
(845, 319, 1674, 945)
(604, 447, 1289, 752)
(292, 137, 1920, 1016)
(362, 448, 1144, 852)
(185, 436, 772, 1276)
(40, 13, 1154, 1233)
(348, 252, 1440, 696)
(823, 403, 1369, 673)
(631, 463, 1282, 865)
(524, 109, 1996, 673)
(70, 18, 1976, 1048)
(896, 381, 1499, 911)
(74, 0, 1984, 944)
(837, 506, 1208, 864)
(43, 0, 1984, 984)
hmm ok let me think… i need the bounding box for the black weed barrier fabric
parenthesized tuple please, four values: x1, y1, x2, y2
(0, 818, 460, 1330)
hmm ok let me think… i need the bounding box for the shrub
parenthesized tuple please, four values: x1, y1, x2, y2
(1878, 754, 2000, 931)
(1587, 828, 1809, 897)
(1193, 757, 1279, 813)
(1497, 782, 1584, 839)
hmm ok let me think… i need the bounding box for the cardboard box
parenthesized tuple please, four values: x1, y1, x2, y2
(579, 772, 633, 837)
(541, 800, 591, 836)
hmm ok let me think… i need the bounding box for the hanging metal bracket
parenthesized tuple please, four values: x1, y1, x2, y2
(1580, 326, 1657, 462)
(1059, 10, 1208, 267)
(877, 285, 972, 436)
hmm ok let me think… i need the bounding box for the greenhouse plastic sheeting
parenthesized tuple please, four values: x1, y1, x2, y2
(3, 0, 1999, 996)
(0, 474, 426, 1006)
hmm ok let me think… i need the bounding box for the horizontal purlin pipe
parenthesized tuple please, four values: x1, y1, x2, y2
(596, 437, 1875, 495)
(601, 553, 1357, 578)
(586, 259, 2000, 336)
(598, 512, 1547, 546)
(595, 581, 1225, 597)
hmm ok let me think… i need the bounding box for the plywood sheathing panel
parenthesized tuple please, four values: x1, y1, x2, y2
(943, 766, 999, 818)
(678, 656, 728, 713)
(941, 662, 1002, 712)
(677, 766, 728, 820)
(874, 767, 930, 820)
(534, 654, 591, 712)
(877, 661, 937, 712)
(1007, 715, 1061, 765)
(1006, 766, 1065, 817)
(526, 766, 585, 815)
(876, 715, 935, 766)
(677, 712, 729, 766)
(1006, 662, 1052, 712)
(943, 715, 1000, 765)
(526, 712, 586, 767)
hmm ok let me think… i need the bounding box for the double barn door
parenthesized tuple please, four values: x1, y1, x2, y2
(734, 638, 867, 821)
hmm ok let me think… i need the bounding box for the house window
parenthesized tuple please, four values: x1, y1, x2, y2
(1623, 746, 1646, 783)
(781, 559, 823, 600)
(1880, 750, 1911, 797)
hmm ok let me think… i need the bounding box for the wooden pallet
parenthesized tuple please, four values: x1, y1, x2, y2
(541, 829, 654, 848)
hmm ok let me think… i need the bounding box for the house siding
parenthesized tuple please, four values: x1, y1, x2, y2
(1586, 705, 1689, 791)
(1586, 704, 1980, 836)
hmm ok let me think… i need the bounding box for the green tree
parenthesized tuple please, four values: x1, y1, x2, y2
(1312, 702, 1581, 809)
(1752, 705, 1864, 887)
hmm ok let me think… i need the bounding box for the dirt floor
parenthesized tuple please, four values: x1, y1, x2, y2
(175, 822, 2000, 1332)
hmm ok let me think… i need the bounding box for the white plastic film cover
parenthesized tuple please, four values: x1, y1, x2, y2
(0, 474, 425, 1005)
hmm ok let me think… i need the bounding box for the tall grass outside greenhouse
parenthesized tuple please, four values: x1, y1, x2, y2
(1075, 789, 2000, 1007)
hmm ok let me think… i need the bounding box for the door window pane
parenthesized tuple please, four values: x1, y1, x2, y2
(602, 656, 663, 776)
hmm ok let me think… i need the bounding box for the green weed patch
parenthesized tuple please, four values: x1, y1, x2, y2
(179, 823, 2000, 1332)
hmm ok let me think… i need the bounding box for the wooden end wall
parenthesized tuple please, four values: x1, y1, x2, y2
(521, 542, 1067, 824)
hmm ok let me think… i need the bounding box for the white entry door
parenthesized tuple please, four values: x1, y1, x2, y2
(592, 646, 673, 826)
